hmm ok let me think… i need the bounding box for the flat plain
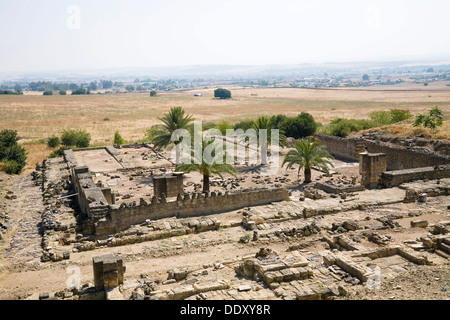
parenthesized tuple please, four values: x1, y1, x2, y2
(1, 84, 449, 171)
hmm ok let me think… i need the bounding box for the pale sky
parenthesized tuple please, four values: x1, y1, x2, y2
(1, 0, 450, 73)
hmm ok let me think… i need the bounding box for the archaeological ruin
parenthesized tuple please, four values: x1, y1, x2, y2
(3, 132, 448, 301)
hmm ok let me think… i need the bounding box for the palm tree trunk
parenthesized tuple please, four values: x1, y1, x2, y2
(304, 167, 312, 183)
(202, 174, 210, 193)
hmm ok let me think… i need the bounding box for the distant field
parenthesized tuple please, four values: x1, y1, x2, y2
(1, 86, 449, 171)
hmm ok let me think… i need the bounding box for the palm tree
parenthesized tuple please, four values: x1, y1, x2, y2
(176, 139, 237, 193)
(251, 116, 287, 165)
(147, 106, 194, 165)
(282, 137, 334, 183)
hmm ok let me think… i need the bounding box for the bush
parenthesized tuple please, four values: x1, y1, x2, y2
(59, 90, 67, 95)
(114, 131, 125, 145)
(71, 87, 87, 95)
(327, 118, 373, 137)
(270, 114, 289, 129)
(61, 129, 91, 148)
(389, 109, 412, 123)
(214, 88, 231, 99)
(43, 90, 53, 96)
(202, 122, 217, 131)
(215, 120, 234, 135)
(369, 109, 412, 126)
(2, 160, 20, 174)
(47, 136, 61, 148)
(49, 146, 71, 158)
(233, 119, 255, 131)
(278, 112, 317, 139)
(0, 130, 27, 174)
(150, 90, 157, 97)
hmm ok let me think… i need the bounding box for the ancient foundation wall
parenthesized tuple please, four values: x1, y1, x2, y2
(380, 164, 450, 188)
(314, 134, 450, 171)
(100, 188, 290, 234)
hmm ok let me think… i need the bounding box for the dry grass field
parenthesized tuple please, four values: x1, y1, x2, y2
(1, 85, 449, 171)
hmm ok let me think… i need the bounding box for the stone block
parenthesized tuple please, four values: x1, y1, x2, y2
(93, 254, 126, 291)
(411, 220, 429, 228)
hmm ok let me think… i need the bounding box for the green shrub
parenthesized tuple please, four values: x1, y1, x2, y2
(71, 87, 87, 95)
(369, 109, 412, 126)
(2, 160, 20, 174)
(114, 131, 125, 145)
(59, 90, 66, 95)
(202, 121, 217, 131)
(43, 90, 53, 96)
(215, 120, 234, 135)
(369, 111, 391, 126)
(49, 146, 71, 158)
(279, 112, 317, 139)
(47, 136, 61, 148)
(0, 129, 27, 174)
(269, 114, 289, 129)
(61, 129, 91, 148)
(389, 109, 412, 123)
(327, 118, 373, 137)
(150, 90, 157, 97)
(233, 119, 255, 131)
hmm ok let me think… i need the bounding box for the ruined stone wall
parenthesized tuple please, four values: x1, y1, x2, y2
(314, 134, 450, 170)
(380, 165, 450, 188)
(99, 187, 290, 234)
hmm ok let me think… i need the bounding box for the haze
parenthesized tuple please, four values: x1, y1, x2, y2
(1, 0, 450, 73)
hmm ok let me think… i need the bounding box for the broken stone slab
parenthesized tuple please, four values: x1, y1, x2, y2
(237, 285, 252, 292)
(410, 220, 429, 228)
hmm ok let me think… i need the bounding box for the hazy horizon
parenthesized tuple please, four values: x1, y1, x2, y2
(1, 0, 450, 74)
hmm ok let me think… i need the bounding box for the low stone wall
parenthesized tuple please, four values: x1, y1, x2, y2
(97, 187, 290, 235)
(314, 134, 450, 171)
(380, 165, 450, 188)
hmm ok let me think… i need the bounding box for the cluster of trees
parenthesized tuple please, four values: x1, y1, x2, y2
(0, 130, 27, 174)
(147, 107, 331, 190)
(0, 90, 23, 95)
(27, 80, 115, 92)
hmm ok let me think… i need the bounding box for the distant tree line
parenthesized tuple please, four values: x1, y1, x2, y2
(26, 80, 116, 92)
(0, 90, 23, 95)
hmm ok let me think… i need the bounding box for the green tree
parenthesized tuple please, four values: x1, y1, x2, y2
(252, 116, 287, 164)
(71, 87, 87, 95)
(59, 90, 67, 95)
(101, 80, 113, 89)
(150, 90, 157, 97)
(125, 85, 135, 92)
(114, 131, 125, 145)
(413, 106, 444, 135)
(176, 140, 237, 193)
(147, 106, 194, 165)
(43, 90, 53, 96)
(47, 136, 61, 148)
(278, 112, 317, 139)
(61, 129, 91, 148)
(214, 88, 231, 99)
(88, 81, 98, 91)
(0, 129, 27, 174)
(282, 137, 334, 183)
